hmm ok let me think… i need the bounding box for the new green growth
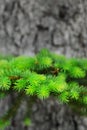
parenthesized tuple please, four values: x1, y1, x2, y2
(0, 49, 87, 129)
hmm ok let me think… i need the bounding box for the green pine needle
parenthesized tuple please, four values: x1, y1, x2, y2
(0, 48, 87, 127)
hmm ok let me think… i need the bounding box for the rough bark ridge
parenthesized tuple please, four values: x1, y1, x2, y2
(0, 0, 87, 130)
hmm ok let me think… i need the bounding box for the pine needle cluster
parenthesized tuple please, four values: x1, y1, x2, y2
(0, 48, 87, 128)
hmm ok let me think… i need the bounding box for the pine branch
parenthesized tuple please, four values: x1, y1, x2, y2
(0, 48, 87, 128)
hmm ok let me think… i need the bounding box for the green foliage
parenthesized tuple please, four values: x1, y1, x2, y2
(23, 118, 31, 126)
(0, 76, 11, 90)
(0, 48, 87, 128)
(0, 120, 10, 130)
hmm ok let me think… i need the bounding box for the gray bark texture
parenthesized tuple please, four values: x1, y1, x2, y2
(0, 0, 87, 130)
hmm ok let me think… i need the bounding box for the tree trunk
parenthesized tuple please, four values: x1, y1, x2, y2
(0, 0, 87, 130)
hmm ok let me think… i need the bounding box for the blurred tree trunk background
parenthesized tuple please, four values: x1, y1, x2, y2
(0, 0, 87, 130)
